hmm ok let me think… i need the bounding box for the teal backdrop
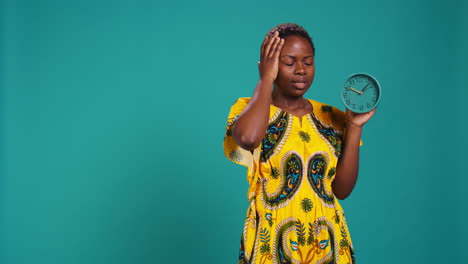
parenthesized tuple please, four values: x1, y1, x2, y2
(1, 0, 467, 263)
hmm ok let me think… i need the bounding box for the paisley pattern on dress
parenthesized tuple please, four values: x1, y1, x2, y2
(273, 218, 296, 264)
(273, 217, 340, 264)
(261, 110, 291, 162)
(312, 217, 339, 264)
(307, 113, 343, 158)
(307, 152, 336, 208)
(261, 152, 303, 210)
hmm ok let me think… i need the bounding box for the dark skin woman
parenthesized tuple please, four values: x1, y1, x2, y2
(232, 31, 376, 200)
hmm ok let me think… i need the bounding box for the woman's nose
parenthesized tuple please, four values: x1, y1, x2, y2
(295, 64, 306, 75)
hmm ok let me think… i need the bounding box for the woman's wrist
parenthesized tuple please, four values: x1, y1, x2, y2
(259, 77, 275, 87)
(346, 120, 363, 129)
(344, 120, 363, 145)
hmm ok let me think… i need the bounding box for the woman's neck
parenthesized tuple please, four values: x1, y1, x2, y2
(272, 90, 308, 110)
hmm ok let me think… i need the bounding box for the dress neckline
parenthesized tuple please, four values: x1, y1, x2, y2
(270, 99, 317, 119)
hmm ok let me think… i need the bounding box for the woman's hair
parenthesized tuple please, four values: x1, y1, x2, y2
(266, 23, 315, 55)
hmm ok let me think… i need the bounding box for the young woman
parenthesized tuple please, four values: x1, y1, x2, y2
(224, 23, 375, 264)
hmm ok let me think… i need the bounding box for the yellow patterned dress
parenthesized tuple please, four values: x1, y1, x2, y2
(224, 97, 357, 264)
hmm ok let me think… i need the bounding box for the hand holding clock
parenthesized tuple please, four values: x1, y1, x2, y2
(346, 108, 376, 128)
(334, 74, 380, 200)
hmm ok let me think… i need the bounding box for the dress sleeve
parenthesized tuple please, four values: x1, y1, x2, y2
(223, 98, 259, 169)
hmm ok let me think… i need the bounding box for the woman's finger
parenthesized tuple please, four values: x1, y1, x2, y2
(367, 108, 377, 118)
(263, 37, 276, 60)
(261, 32, 275, 59)
(267, 36, 281, 59)
(263, 32, 279, 60)
(272, 38, 284, 59)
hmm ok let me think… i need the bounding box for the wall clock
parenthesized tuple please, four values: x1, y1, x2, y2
(341, 73, 381, 113)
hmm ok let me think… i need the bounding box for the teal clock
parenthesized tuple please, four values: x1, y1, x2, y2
(341, 73, 381, 113)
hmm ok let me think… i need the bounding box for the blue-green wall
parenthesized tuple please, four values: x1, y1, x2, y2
(1, 0, 466, 263)
(455, 0, 468, 262)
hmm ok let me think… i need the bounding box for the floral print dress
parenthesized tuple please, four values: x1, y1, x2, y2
(224, 97, 357, 264)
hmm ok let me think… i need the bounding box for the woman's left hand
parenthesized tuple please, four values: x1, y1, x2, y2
(345, 108, 376, 128)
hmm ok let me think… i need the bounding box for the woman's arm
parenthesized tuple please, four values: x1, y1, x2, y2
(232, 32, 284, 151)
(332, 109, 376, 200)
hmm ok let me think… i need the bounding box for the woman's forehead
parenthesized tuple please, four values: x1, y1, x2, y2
(281, 35, 314, 56)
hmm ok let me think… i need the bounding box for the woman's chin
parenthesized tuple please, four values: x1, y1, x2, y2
(273, 84, 311, 98)
(289, 86, 310, 97)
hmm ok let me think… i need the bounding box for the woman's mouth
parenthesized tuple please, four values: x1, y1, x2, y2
(292, 81, 307, 89)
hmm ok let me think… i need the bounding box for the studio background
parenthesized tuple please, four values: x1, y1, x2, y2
(1, 0, 467, 263)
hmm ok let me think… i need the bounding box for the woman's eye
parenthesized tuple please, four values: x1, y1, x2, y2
(284, 62, 294, 66)
(304, 62, 313, 66)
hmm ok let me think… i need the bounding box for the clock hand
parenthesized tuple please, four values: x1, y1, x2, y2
(350, 87, 363, 95)
(361, 83, 371, 93)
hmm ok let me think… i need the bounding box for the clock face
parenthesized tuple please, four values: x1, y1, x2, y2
(341, 73, 381, 113)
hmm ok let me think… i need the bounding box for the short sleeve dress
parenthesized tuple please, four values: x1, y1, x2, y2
(224, 97, 357, 264)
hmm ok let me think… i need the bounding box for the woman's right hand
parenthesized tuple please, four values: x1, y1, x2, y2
(233, 32, 283, 151)
(258, 31, 284, 83)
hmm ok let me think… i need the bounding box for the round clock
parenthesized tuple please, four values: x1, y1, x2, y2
(341, 73, 381, 113)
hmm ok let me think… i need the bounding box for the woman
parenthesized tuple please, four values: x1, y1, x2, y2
(224, 23, 375, 264)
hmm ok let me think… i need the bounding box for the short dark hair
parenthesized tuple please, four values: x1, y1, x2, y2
(266, 23, 315, 55)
